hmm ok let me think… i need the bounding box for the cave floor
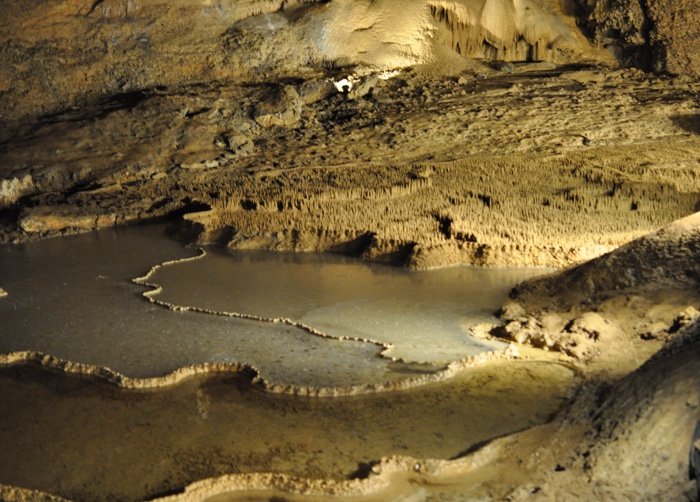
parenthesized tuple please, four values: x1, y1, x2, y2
(2, 64, 698, 268)
(0, 64, 699, 501)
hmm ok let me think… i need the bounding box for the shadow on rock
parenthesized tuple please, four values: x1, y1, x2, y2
(671, 114, 700, 135)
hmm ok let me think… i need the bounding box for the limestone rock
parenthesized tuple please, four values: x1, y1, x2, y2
(19, 205, 101, 234)
(692, 421, 700, 492)
(0, 175, 34, 207)
(0, 0, 616, 123)
(668, 306, 700, 333)
(559, 313, 623, 360)
(646, 0, 700, 76)
(580, 0, 700, 76)
(254, 86, 303, 129)
(497, 302, 526, 321)
(513, 213, 700, 310)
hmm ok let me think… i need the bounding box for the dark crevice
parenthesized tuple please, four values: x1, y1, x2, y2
(185, 107, 211, 119)
(477, 194, 491, 208)
(434, 213, 453, 239)
(338, 232, 376, 257)
(37, 89, 155, 126)
(143, 486, 186, 500)
(348, 461, 379, 480)
(85, 0, 106, 16)
(240, 198, 258, 211)
(637, 0, 655, 71)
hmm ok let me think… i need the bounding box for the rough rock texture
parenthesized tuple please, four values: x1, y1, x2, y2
(579, 0, 700, 76)
(646, 0, 700, 76)
(582, 321, 700, 501)
(495, 319, 700, 502)
(492, 212, 700, 381)
(0, 0, 607, 122)
(0, 1, 699, 501)
(2, 66, 698, 269)
(460, 216, 700, 501)
(513, 212, 700, 309)
(1, 2, 698, 264)
(0, 0, 695, 125)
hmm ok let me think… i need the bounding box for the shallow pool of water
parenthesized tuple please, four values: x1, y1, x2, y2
(0, 225, 550, 387)
(146, 247, 551, 363)
(0, 359, 575, 501)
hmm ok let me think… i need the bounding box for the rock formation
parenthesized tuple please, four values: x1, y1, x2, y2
(4, 0, 696, 123)
(0, 0, 699, 501)
(579, 0, 700, 76)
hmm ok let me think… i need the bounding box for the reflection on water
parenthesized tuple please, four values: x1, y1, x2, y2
(148, 248, 551, 362)
(0, 225, 550, 386)
(0, 360, 575, 501)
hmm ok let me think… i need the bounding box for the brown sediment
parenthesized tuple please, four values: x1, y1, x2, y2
(0, 355, 574, 501)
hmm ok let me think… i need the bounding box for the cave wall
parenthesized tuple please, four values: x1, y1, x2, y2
(0, 0, 295, 121)
(428, 0, 604, 63)
(0, 0, 697, 124)
(578, 0, 700, 76)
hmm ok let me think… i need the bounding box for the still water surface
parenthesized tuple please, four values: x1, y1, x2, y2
(0, 225, 550, 387)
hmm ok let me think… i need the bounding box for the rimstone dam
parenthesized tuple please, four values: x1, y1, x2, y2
(0, 0, 699, 501)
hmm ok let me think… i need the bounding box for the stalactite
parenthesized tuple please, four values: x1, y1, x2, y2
(427, 0, 582, 62)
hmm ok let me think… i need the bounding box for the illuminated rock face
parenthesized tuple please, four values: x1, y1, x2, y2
(298, 0, 599, 67)
(4, 0, 693, 121)
(428, 0, 600, 62)
(0, 0, 644, 119)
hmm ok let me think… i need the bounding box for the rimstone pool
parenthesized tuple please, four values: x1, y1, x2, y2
(0, 224, 551, 387)
(0, 224, 577, 500)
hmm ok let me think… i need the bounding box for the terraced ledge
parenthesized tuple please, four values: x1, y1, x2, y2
(152, 456, 473, 501)
(0, 344, 523, 397)
(3, 455, 469, 502)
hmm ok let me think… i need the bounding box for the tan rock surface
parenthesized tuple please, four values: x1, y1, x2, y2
(492, 212, 700, 380)
(2, 66, 698, 269)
